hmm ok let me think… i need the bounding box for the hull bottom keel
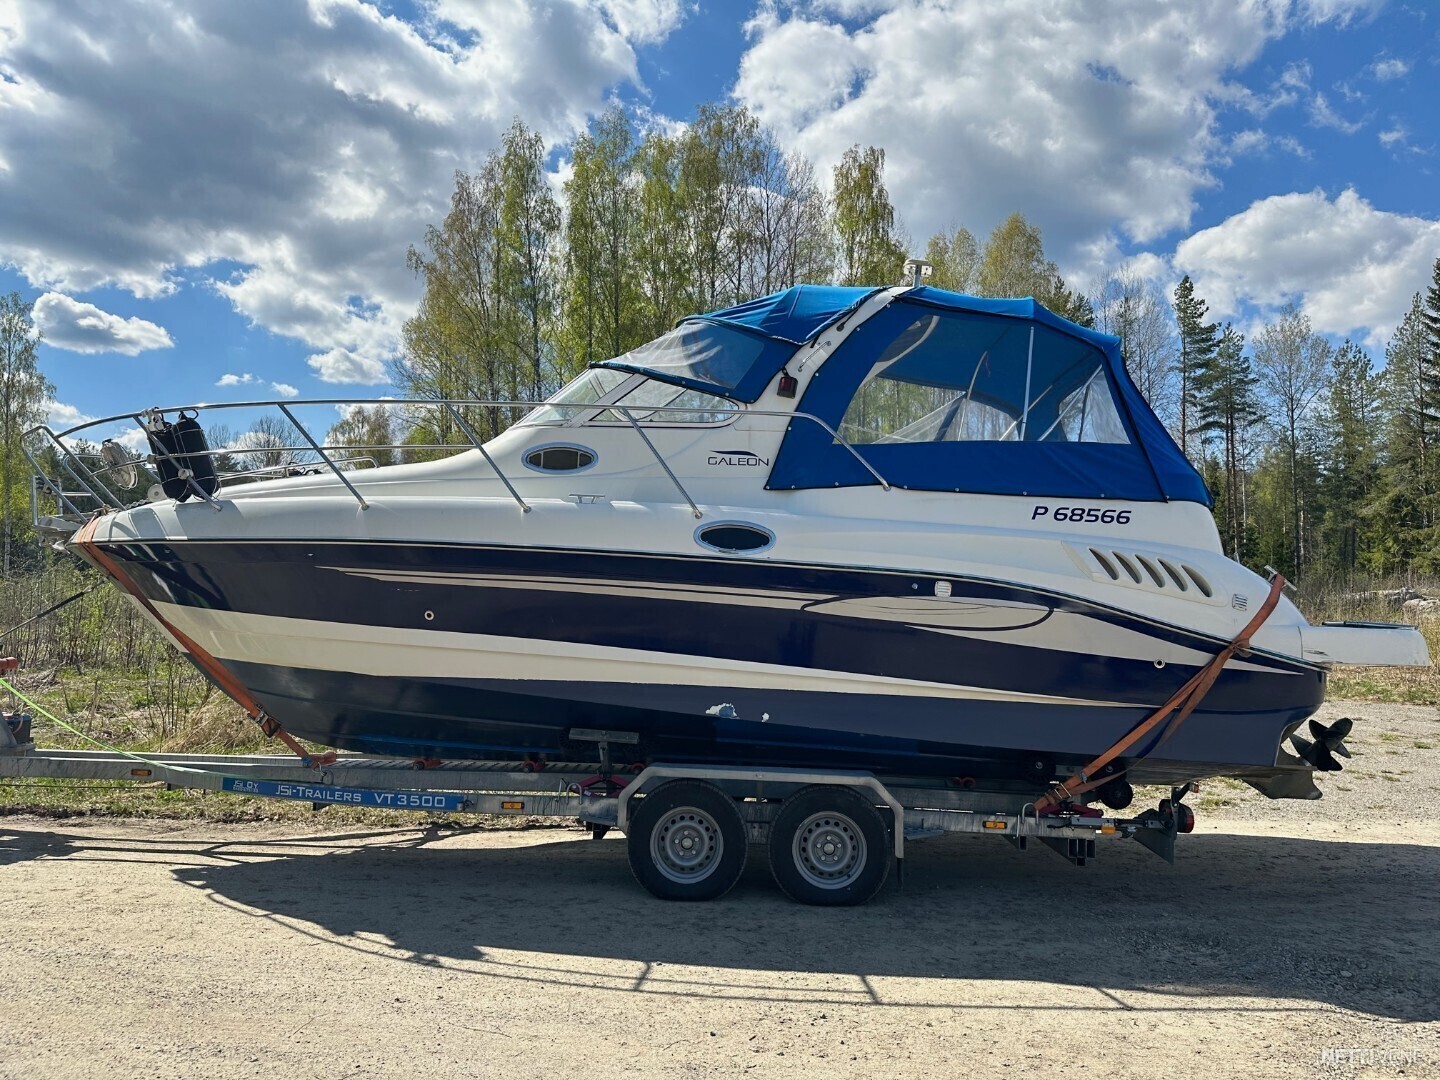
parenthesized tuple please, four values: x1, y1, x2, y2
(225, 660, 1326, 797)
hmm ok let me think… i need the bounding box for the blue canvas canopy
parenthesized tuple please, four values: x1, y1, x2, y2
(596, 284, 1210, 506)
(697, 285, 881, 344)
(755, 288, 1211, 506)
(592, 285, 877, 404)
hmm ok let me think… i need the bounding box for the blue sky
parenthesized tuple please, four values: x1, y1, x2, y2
(1, 0, 1437, 451)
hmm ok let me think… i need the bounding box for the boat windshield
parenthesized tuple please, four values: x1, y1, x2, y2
(592, 319, 797, 403)
(523, 367, 738, 426)
(524, 367, 630, 424)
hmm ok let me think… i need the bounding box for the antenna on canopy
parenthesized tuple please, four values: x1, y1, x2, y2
(902, 258, 933, 289)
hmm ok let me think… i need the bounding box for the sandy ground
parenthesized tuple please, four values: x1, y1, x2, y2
(2, 699, 1439, 1079)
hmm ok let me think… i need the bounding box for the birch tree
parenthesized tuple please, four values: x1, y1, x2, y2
(1253, 304, 1332, 571)
(0, 293, 53, 574)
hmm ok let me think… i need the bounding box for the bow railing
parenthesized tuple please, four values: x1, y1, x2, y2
(25, 396, 890, 533)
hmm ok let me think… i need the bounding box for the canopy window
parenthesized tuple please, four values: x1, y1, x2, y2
(838, 313, 1130, 447)
(591, 319, 798, 404)
(767, 290, 1210, 505)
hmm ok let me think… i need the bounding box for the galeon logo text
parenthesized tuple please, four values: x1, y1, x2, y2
(708, 450, 771, 467)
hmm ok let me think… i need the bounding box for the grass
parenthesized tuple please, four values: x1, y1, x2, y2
(1299, 582, 1440, 705)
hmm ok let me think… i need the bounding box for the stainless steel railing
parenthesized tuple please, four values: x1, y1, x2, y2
(25, 396, 890, 528)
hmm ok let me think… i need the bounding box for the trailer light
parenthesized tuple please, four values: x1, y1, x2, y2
(129, 769, 152, 778)
(501, 800, 524, 811)
(1099, 824, 1117, 834)
(983, 819, 1006, 830)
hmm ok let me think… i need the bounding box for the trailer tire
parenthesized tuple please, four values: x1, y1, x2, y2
(627, 780, 747, 901)
(769, 785, 890, 906)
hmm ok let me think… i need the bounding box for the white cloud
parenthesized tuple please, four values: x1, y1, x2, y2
(216, 372, 258, 387)
(732, 0, 1380, 263)
(1299, 0, 1385, 24)
(1274, 134, 1310, 158)
(1226, 129, 1311, 160)
(1173, 188, 1440, 348)
(307, 347, 387, 385)
(1371, 57, 1410, 81)
(1309, 91, 1363, 134)
(0, 0, 684, 369)
(45, 400, 96, 430)
(31, 293, 173, 355)
(111, 425, 152, 454)
(593, 0, 683, 43)
(270, 381, 300, 398)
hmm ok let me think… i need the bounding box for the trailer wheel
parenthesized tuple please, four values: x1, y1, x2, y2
(768, 785, 890, 906)
(627, 780, 747, 901)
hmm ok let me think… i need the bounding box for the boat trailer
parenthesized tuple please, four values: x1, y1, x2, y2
(0, 718, 1196, 906)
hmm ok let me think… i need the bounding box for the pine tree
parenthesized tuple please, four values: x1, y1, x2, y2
(1424, 256, 1440, 361)
(1318, 340, 1379, 575)
(1376, 294, 1440, 569)
(1172, 275, 1218, 459)
(1192, 323, 1262, 559)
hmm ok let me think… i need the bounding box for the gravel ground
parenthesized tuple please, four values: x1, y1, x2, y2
(1, 699, 1438, 1079)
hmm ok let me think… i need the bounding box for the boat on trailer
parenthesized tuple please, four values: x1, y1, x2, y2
(31, 280, 1427, 813)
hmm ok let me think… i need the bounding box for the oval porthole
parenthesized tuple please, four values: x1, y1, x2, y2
(695, 522, 775, 555)
(523, 444, 596, 473)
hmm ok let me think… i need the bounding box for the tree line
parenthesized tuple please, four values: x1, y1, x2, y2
(2, 101, 1440, 586)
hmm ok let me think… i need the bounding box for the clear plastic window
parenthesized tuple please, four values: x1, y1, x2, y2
(599, 321, 770, 394)
(595, 379, 738, 425)
(524, 368, 631, 425)
(524, 367, 737, 427)
(838, 313, 1130, 446)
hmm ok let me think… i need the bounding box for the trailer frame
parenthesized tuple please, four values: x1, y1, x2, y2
(0, 734, 1192, 905)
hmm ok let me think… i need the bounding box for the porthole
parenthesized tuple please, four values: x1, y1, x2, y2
(695, 521, 775, 555)
(523, 444, 597, 473)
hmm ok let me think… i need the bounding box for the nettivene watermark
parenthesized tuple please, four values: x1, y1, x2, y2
(1318, 1047, 1426, 1069)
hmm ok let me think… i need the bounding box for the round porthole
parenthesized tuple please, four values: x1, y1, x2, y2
(523, 444, 597, 472)
(696, 521, 775, 555)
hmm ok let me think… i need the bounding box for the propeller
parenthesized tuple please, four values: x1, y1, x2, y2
(1290, 717, 1354, 772)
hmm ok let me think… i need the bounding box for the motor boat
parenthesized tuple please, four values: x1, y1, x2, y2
(41, 283, 1429, 802)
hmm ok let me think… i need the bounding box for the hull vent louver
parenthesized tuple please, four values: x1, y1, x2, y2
(1086, 548, 1215, 600)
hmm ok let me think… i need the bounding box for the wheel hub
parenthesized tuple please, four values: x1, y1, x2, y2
(793, 812, 866, 889)
(651, 808, 723, 883)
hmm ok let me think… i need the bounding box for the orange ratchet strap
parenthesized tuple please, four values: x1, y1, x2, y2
(72, 517, 335, 767)
(1034, 573, 1288, 813)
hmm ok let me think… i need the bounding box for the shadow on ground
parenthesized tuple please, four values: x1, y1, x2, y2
(4, 822, 1436, 1020)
